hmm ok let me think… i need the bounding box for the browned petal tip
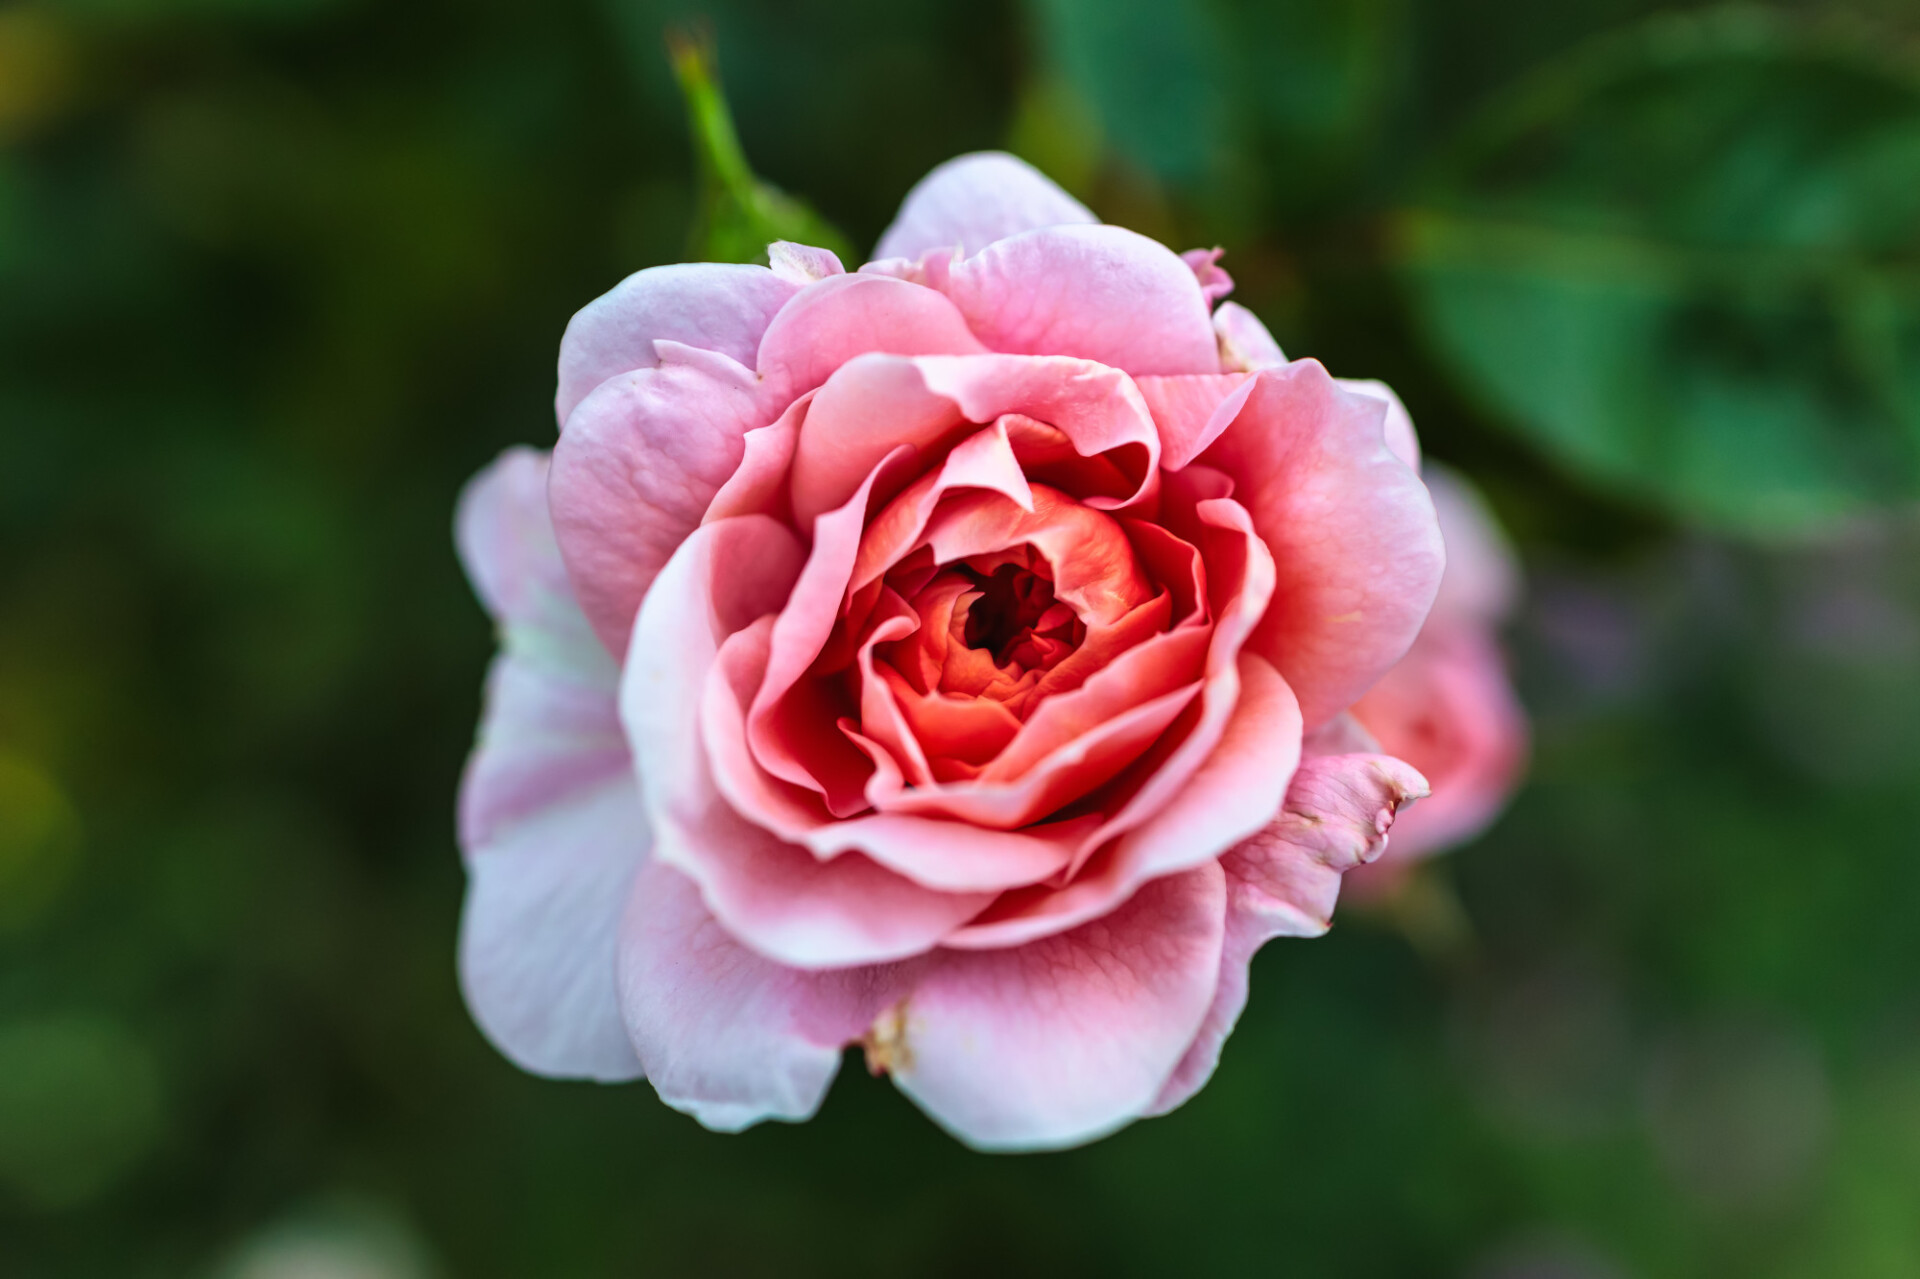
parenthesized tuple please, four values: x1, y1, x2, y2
(862, 1000, 914, 1077)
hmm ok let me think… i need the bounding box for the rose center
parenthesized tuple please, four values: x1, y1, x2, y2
(959, 562, 1084, 665)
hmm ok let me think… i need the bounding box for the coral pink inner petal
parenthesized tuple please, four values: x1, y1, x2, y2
(746, 449, 922, 814)
(943, 652, 1301, 950)
(915, 487, 1152, 626)
(881, 665, 1023, 766)
(979, 625, 1209, 782)
(868, 680, 1202, 831)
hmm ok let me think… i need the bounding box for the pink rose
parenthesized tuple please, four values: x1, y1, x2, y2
(455, 153, 1445, 1149)
(1347, 465, 1529, 887)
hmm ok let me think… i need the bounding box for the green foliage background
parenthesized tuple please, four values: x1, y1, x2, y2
(3, 0, 1920, 1274)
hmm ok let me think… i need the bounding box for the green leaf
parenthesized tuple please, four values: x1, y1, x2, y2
(1026, 0, 1228, 182)
(1025, 0, 1401, 205)
(1223, 0, 1401, 187)
(1396, 9, 1920, 535)
(666, 26, 854, 266)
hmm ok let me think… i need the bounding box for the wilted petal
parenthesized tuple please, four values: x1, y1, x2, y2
(1351, 627, 1526, 863)
(1147, 751, 1428, 1115)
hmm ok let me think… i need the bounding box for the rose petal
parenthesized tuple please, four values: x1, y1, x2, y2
(1341, 377, 1421, 472)
(617, 860, 918, 1130)
(881, 861, 1226, 1151)
(768, 241, 846, 285)
(1146, 752, 1429, 1116)
(938, 496, 1286, 947)
(454, 448, 645, 1081)
(796, 353, 1162, 535)
(627, 516, 993, 966)
(1350, 626, 1526, 864)
(555, 263, 798, 426)
(757, 272, 987, 405)
(1182, 247, 1234, 303)
(1425, 463, 1522, 626)
(704, 608, 1083, 892)
(1135, 373, 1254, 472)
(1201, 360, 1445, 728)
(945, 653, 1299, 949)
(872, 151, 1097, 263)
(549, 342, 773, 654)
(1211, 300, 1286, 373)
(932, 225, 1221, 375)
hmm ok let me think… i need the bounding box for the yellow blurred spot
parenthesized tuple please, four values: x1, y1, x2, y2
(0, 7, 74, 145)
(1007, 77, 1103, 200)
(0, 751, 81, 932)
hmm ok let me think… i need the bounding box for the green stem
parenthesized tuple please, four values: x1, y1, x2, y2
(667, 26, 756, 203)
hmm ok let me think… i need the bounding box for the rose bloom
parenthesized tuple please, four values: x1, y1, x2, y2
(454, 154, 1504, 1150)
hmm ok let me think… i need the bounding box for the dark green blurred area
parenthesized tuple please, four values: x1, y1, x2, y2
(4, 0, 1920, 1274)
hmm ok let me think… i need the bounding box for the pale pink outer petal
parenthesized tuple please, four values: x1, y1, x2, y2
(555, 262, 798, 426)
(934, 224, 1221, 375)
(1212, 300, 1286, 372)
(1425, 463, 1521, 626)
(625, 516, 992, 969)
(1146, 752, 1430, 1116)
(768, 241, 846, 285)
(616, 860, 917, 1131)
(872, 151, 1097, 263)
(1200, 359, 1445, 728)
(549, 343, 773, 654)
(454, 447, 646, 1082)
(884, 861, 1228, 1151)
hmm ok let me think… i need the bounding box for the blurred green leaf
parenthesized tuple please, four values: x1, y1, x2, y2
(0, 1015, 163, 1209)
(1223, 0, 1402, 195)
(1026, 0, 1227, 182)
(1026, 0, 1401, 203)
(667, 26, 853, 266)
(1397, 9, 1920, 534)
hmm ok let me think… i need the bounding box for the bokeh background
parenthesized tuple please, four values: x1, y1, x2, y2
(5, 0, 1920, 1274)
